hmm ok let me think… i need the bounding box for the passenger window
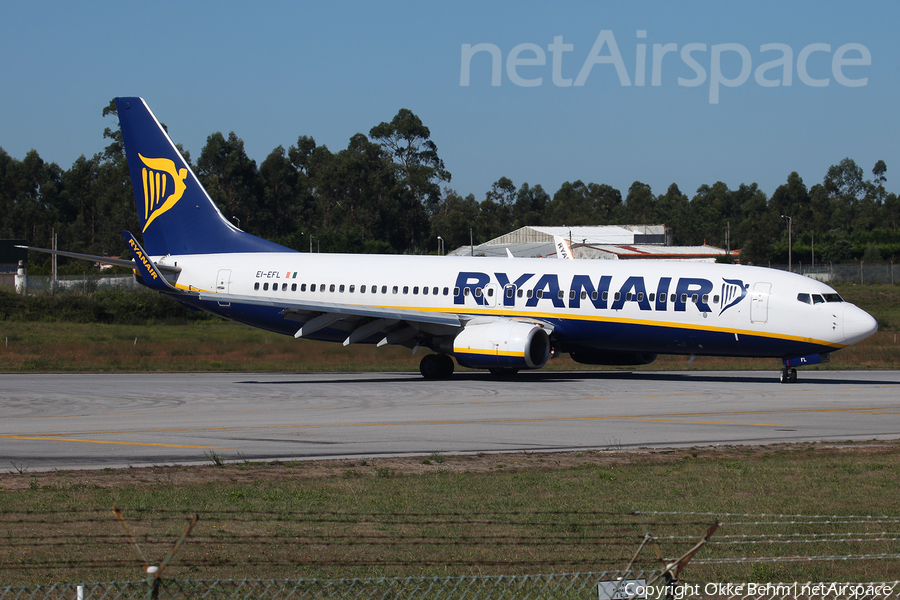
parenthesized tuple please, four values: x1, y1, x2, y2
(263, 283, 269, 291)
(536, 290, 543, 299)
(291, 283, 297, 292)
(403, 286, 409, 294)
(349, 285, 355, 293)
(671, 294, 677, 302)
(506, 287, 514, 298)
(712, 294, 719, 304)
(649, 293, 655, 302)
(254, 282, 260, 291)
(301, 283, 307, 292)
(382, 286, 388, 294)
(393, 286, 399, 294)
(681, 294, 688, 303)
(637, 292, 644, 302)
(487, 288, 494, 297)
(281, 283, 287, 291)
(464, 288, 470, 296)
(423, 286, 428, 295)
(474, 287, 482, 297)
(558, 290, 565, 300)
(527, 289, 533, 298)
(702, 294, 708, 303)
(330, 284, 336, 292)
(797, 293, 811, 304)
(321, 284, 326, 292)
(812, 294, 825, 304)
(434, 287, 440, 295)
(360, 285, 366, 293)
(569, 290, 576, 300)
(602, 291, 608, 301)
(517, 289, 524, 298)
(339, 284, 345, 293)
(658, 294, 666, 303)
(413, 286, 419, 295)
(591, 291, 598, 301)
(625, 292, 632, 301)
(614, 292, 621, 301)
(581, 291, 587, 300)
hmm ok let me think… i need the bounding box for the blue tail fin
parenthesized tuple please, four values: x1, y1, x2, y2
(116, 97, 291, 256)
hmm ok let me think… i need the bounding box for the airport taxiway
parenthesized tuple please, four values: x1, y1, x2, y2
(1, 370, 899, 471)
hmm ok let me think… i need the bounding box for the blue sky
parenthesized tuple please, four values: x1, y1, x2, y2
(2, 1, 897, 203)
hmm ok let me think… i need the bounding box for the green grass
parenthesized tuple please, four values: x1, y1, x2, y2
(2, 443, 900, 586)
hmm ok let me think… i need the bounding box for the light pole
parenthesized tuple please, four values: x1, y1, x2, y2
(437, 236, 444, 256)
(781, 214, 793, 272)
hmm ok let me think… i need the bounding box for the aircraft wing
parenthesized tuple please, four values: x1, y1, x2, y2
(196, 292, 462, 344)
(199, 292, 461, 326)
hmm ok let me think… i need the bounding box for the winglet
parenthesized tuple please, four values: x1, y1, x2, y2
(122, 231, 182, 293)
(554, 236, 574, 260)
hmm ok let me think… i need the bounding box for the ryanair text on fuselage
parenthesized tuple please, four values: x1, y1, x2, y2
(454, 271, 748, 314)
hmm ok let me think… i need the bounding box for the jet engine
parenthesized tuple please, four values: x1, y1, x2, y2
(450, 320, 550, 370)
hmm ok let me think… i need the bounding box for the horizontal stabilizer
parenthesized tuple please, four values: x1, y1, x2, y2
(14, 245, 181, 273)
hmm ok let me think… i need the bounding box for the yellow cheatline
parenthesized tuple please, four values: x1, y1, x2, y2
(0, 435, 236, 449)
(453, 348, 525, 358)
(358, 303, 846, 349)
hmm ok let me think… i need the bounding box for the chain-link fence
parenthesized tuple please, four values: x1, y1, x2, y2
(5, 274, 140, 294)
(768, 263, 898, 285)
(3, 576, 900, 600)
(0, 572, 651, 600)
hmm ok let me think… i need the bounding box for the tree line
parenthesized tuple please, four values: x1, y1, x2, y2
(2, 100, 899, 274)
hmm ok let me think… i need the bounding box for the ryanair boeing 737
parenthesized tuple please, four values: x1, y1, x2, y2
(21, 98, 878, 383)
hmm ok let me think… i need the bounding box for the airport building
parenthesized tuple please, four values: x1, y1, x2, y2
(448, 225, 738, 262)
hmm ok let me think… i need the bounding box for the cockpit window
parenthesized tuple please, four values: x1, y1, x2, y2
(812, 294, 825, 305)
(823, 293, 844, 302)
(797, 293, 811, 305)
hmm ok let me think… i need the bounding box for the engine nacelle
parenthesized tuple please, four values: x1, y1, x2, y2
(569, 349, 658, 366)
(451, 320, 550, 370)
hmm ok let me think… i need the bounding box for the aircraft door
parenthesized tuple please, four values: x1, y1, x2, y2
(484, 283, 499, 307)
(750, 282, 771, 323)
(216, 269, 231, 307)
(503, 284, 517, 307)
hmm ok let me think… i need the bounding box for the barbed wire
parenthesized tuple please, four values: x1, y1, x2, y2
(692, 553, 900, 564)
(3, 508, 900, 580)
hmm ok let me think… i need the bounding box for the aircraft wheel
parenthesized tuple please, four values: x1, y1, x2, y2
(437, 354, 455, 378)
(420, 354, 453, 379)
(790, 368, 797, 384)
(780, 368, 789, 384)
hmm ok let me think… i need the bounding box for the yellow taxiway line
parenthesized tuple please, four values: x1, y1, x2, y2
(0, 435, 236, 449)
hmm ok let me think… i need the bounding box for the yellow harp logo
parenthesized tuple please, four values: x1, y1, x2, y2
(139, 154, 188, 232)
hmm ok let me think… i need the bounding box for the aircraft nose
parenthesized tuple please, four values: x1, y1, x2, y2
(842, 304, 878, 345)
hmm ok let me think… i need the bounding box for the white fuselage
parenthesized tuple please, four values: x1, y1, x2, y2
(155, 251, 876, 359)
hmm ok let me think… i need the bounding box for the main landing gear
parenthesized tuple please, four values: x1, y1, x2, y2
(420, 354, 455, 379)
(780, 367, 798, 384)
